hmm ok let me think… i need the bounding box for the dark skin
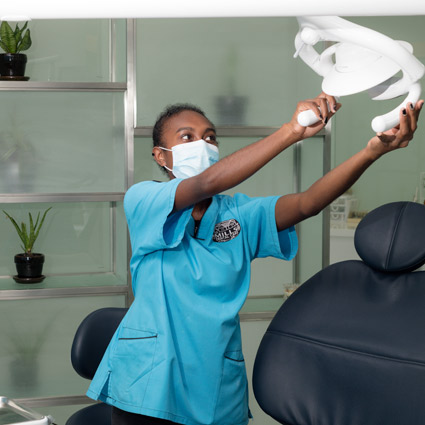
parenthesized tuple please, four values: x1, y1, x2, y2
(152, 93, 423, 230)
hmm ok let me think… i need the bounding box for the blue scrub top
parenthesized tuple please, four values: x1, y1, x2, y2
(87, 179, 298, 425)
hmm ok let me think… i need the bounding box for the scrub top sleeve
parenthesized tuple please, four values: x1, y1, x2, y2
(234, 193, 298, 261)
(124, 180, 193, 255)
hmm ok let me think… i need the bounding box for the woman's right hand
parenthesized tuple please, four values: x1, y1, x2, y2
(287, 92, 341, 140)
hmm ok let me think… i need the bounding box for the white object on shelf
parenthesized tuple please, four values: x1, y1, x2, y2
(283, 283, 302, 300)
(330, 195, 357, 228)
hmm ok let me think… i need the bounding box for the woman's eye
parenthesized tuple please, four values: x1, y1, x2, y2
(181, 134, 191, 141)
(205, 135, 216, 142)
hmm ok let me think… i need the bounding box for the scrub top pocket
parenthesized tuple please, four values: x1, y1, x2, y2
(215, 350, 250, 424)
(110, 327, 158, 406)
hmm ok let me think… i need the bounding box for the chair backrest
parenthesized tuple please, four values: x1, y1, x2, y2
(253, 201, 425, 425)
(71, 307, 128, 380)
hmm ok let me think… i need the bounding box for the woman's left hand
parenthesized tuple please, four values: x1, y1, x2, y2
(366, 100, 424, 159)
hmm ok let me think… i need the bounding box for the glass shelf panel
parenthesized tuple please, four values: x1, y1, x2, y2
(240, 296, 285, 314)
(24, 19, 126, 83)
(220, 137, 295, 296)
(297, 138, 325, 282)
(0, 273, 127, 292)
(0, 91, 125, 194)
(136, 17, 322, 127)
(0, 202, 127, 281)
(0, 295, 126, 399)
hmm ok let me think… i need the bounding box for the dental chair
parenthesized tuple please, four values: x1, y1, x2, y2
(65, 307, 128, 425)
(253, 201, 425, 425)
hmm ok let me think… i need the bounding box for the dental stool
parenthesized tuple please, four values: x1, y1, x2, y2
(253, 201, 425, 425)
(66, 307, 128, 425)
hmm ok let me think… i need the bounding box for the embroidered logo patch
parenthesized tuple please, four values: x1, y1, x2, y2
(213, 219, 241, 242)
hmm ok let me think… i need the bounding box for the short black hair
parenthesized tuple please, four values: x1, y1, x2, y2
(152, 103, 212, 148)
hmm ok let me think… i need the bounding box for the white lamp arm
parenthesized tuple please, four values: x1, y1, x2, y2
(295, 16, 424, 132)
(299, 16, 424, 84)
(371, 82, 422, 132)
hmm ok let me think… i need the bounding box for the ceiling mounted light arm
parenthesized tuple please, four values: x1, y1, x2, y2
(294, 29, 336, 77)
(1, 0, 425, 20)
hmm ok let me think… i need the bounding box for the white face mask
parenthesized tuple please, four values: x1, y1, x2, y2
(159, 139, 219, 179)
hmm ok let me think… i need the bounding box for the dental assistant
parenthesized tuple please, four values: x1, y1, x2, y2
(87, 94, 423, 425)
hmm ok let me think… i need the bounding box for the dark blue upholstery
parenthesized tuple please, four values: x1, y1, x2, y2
(253, 202, 425, 425)
(65, 403, 113, 425)
(354, 201, 425, 272)
(66, 307, 128, 425)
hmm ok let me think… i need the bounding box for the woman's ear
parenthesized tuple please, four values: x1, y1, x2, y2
(152, 146, 167, 167)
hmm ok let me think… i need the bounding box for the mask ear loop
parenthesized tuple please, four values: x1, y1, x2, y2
(156, 146, 173, 173)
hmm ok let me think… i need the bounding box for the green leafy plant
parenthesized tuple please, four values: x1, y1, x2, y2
(0, 21, 32, 54)
(3, 207, 51, 254)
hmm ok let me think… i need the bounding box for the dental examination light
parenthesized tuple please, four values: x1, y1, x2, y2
(295, 16, 425, 132)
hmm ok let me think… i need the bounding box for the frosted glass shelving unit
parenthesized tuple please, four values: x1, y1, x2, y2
(0, 80, 131, 302)
(0, 19, 133, 420)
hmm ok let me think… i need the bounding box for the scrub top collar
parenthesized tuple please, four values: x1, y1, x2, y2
(188, 196, 219, 242)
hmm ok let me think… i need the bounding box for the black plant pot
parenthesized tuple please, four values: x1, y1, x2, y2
(14, 253, 45, 283)
(0, 53, 29, 80)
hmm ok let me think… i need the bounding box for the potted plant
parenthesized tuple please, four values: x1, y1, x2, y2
(3, 207, 51, 283)
(0, 21, 32, 80)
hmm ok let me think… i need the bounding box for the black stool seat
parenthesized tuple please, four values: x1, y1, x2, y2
(66, 307, 128, 425)
(66, 402, 112, 425)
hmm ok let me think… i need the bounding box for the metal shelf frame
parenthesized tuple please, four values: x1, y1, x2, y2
(0, 192, 125, 203)
(0, 82, 127, 92)
(0, 284, 129, 301)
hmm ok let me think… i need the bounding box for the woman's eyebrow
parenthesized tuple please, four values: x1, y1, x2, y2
(175, 127, 216, 134)
(175, 126, 194, 133)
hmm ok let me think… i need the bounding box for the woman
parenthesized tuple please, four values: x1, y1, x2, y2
(87, 93, 423, 425)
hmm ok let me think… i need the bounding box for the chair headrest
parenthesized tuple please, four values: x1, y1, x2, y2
(354, 201, 425, 272)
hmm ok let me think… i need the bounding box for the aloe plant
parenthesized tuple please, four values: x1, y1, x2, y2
(3, 207, 51, 255)
(0, 21, 32, 54)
